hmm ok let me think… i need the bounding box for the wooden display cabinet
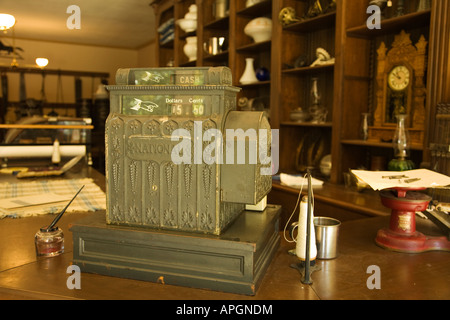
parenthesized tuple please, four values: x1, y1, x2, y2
(151, 0, 274, 118)
(151, 0, 450, 190)
(272, 0, 336, 177)
(335, 0, 435, 183)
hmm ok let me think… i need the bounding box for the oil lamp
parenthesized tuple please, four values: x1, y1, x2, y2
(388, 114, 414, 171)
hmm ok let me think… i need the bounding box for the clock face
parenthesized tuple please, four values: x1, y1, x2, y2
(388, 65, 410, 91)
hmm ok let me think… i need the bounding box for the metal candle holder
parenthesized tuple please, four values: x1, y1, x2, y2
(290, 169, 321, 284)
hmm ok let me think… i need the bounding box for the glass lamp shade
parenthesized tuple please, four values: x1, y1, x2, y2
(36, 58, 49, 68)
(392, 114, 410, 159)
(0, 14, 15, 30)
(388, 114, 415, 171)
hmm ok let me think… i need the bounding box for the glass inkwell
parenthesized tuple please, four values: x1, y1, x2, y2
(35, 186, 84, 257)
(35, 226, 64, 257)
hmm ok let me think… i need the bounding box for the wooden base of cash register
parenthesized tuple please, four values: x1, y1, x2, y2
(70, 205, 280, 295)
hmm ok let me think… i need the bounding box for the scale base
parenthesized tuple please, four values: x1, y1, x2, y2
(70, 206, 281, 295)
(377, 188, 450, 253)
(290, 261, 321, 285)
(375, 228, 450, 253)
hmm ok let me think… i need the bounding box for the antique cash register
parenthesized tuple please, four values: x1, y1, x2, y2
(70, 67, 281, 295)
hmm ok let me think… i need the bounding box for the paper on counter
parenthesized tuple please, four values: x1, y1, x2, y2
(0, 178, 106, 219)
(279, 173, 324, 188)
(351, 169, 450, 191)
(0, 193, 72, 209)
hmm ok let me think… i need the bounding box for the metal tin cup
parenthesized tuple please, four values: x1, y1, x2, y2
(314, 217, 341, 259)
(213, 0, 229, 18)
(204, 37, 227, 55)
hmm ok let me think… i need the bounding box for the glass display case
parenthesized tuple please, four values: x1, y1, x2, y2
(0, 116, 93, 168)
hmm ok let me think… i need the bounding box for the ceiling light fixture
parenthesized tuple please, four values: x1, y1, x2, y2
(36, 58, 49, 68)
(0, 13, 16, 31)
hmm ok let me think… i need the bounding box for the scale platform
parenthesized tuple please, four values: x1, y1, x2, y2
(70, 205, 281, 295)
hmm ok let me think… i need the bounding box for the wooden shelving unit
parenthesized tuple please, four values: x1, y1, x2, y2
(332, 0, 447, 183)
(151, 0, 450, 190)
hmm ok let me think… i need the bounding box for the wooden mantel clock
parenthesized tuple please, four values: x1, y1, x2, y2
(369, 30, 428, 145)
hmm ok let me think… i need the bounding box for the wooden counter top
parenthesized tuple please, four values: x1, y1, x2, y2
(0, 165, 448, 301)
(0, 210, 448, 300)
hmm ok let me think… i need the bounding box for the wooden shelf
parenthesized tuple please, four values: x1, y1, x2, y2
(237, 0, 272, 17)
(160, 39, 174, 48)
(179, 31, 196, 39)
(346, 9, 431, 38)
(282, 64, 334, 75)
(204, 16, 229, 29)
(283, 11, 336, 33)
(281, 121, 332, 128)
(236, 41, 271, 53)
(341, 139, 423, 151)
(203, 51, 229, 63)
(239, 80, 270, 87)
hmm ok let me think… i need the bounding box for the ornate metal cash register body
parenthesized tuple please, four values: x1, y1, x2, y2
(71, 67, 280, 295)
(105, 66, 271, 234)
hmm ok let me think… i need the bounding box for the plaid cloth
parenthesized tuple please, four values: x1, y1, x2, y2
(0, 178, 106, 218)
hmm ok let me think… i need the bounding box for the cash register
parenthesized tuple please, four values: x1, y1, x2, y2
(70, 67, 280, 295)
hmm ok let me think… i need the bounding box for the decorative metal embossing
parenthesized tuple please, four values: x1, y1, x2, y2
(181, 207, 195, 229)
(147, 162, 158, 193)
(200, 205, 213, 231)
(145, 204, 159, 225)
(203, 165, 212, 199)
(107, 116, 125, 223)
(181, 163, 195, 229)
(110, 118, 124, 195)
(203, 119, 215, 131)
(128, 119, 141, 133)
(165, 162, 175, 197)
(144, 120, 161, 136)
(129, 161, 138, 193)
(144, 160, 159, 226)
(163, 207, 176, 226)
(184, 164, 193, 197)
(112, 162, 120, 194)
(111, 204, 121, 222)
(163, 120, 178, 136)
(182, 120, 194, 132)
(127, 205, 139, 223)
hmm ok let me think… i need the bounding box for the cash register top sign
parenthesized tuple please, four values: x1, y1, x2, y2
(105, 67, 273, 235)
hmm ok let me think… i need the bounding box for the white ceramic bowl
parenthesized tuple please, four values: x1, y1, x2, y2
(244, 17, 272, 43)
(177, 19, 197, 33)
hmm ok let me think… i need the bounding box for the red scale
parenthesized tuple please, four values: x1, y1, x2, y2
(376, 187, 450, 253)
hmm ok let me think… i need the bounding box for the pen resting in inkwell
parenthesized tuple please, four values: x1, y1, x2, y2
(34, 185, 84, 257)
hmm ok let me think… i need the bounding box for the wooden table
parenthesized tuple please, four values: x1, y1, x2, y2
(0, 211, 448, 300)
(0, 165, 449, 300)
